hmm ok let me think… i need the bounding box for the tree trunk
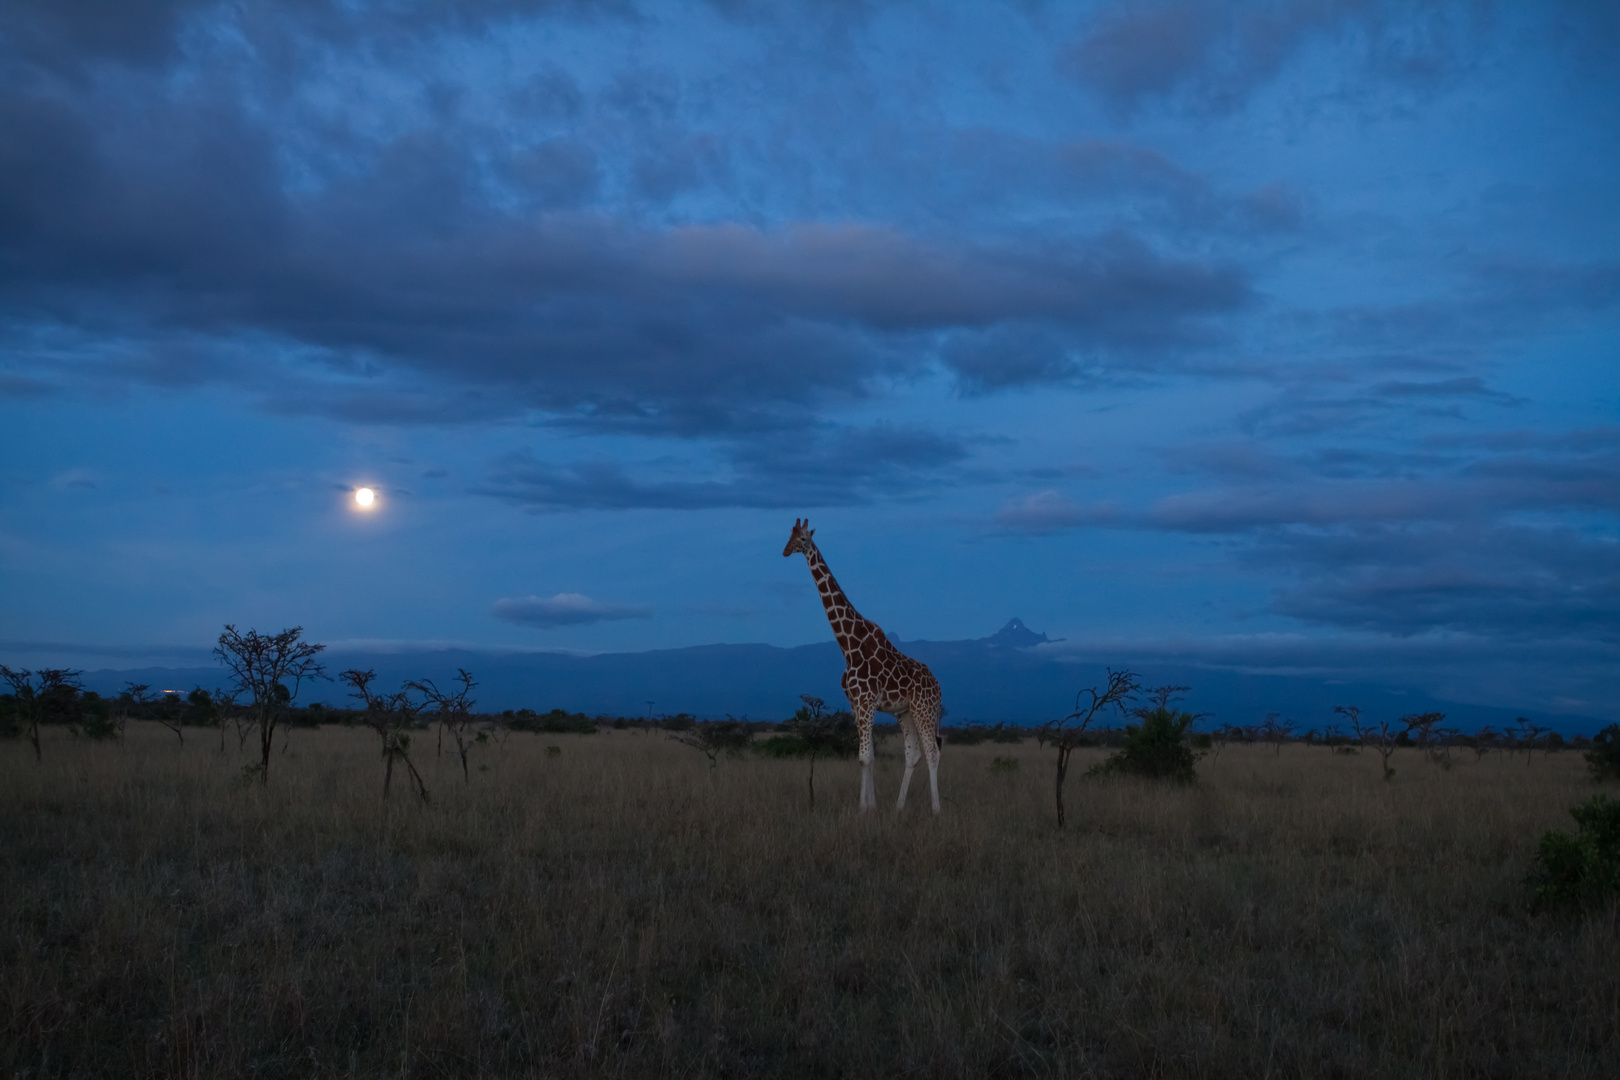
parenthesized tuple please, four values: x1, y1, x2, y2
(1054, 747, 1070, 828)
(258, 709, 275, 782)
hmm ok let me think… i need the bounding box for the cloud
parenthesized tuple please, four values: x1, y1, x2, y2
(993, 490, 1119, 533)
(491, 592, 650, 628)
(1060, 1, 1483, 116)
(480, 421, 972, 510)
(1261, 523, 1620, 643)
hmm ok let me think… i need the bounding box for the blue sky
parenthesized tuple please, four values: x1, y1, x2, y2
(2, 1, 1616, 718)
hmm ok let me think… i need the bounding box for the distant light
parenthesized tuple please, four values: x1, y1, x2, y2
(355, 487, 376, 508)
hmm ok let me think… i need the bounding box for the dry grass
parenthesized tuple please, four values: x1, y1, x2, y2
(2, 725, 1616, 1078)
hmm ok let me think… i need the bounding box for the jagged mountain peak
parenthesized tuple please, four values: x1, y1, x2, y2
(984, 618, 1051, 648)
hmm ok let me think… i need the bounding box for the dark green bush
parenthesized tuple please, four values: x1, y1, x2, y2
(77, 692, 119, 740)
(1526, 794, 1620, 910)
(1088, 706, 1201, 784)
(1587, 724, 1620, 782)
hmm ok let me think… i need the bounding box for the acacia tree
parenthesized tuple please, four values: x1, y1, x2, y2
(410, 669, 484, 783)
(1401, 711, 1455, 768)
(1260, 712, 1295, 756)
(1337, 704, 1397, 781)
(1514, 716, 1550, 768)
(1039, 667, 1139, 828)
(214, 625, 327, 782)
(341, 669, 430, 802)
(1, 667, 82, 762)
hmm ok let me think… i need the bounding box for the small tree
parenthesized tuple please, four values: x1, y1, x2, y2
(410, 669, 485, 784)
(1338, 705, 1398, 781)
(1471, 726, 1502, 763)
(669, 716, 754, 768)
(341, 669, 429, 802)
(1038, 668, 1139, 828)
(0, 667, 82, 762)
(214, 625, 327, 783)
(781, 694, 860, 809)
(1514, 717, 1550, 768)
(1089, 686, 1203, 784)
(1260, 712, 1294, 756)
(152, 690, 187, 744)
(1586, 724, 1620, 782)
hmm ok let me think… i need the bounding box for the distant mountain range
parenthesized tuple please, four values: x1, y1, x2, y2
(76, 620, 1609, 736)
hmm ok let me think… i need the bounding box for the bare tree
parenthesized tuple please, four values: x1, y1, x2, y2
(1514, 716, 1550, 768)
(153, 690, 187, 744)
(1260, 712, 1295, 756)
(410, 669, 485, 784)
(1039, 668, 1140, 828)
(211, 687, 240, 753)
(114, 682, 151, 742)
(341, 669, 430, 802)
(1337, 705, 1397, 782)
(214, 625, 327, 783)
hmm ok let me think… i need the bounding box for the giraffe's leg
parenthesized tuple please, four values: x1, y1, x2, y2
(896, 711, 921, 809)
(919, 699, 942, 813)
(854, 699, 877, 810)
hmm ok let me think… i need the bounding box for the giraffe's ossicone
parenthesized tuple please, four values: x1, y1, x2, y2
(783, 518, 943, 812)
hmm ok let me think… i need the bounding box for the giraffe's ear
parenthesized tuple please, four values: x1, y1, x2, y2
(808, 528, 815, 538)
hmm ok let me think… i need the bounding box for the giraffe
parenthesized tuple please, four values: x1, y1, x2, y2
(783, 518, 943, 812)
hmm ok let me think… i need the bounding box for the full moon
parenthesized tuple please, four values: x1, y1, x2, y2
(355, 487, 376, 507)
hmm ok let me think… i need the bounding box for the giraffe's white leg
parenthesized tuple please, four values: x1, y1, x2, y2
(854, 699, 877, 810)
(896, 711, 921, 809)
(920, 702, 942, 813)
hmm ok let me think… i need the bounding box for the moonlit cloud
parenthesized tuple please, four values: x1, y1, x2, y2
(492, 593, 651, 629)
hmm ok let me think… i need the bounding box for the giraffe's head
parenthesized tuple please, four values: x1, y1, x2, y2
(782, 517, 817, 558)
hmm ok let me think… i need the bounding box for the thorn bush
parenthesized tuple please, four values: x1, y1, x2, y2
(1088, 705, 1202, 784)
(1587, 724, 1620, 782)
(1526, 794, 1620, 911)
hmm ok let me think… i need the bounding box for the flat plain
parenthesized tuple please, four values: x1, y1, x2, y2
(2, 725, 1616, 1078)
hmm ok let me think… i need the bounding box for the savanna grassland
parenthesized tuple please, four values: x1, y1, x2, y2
(2, 725, 1616, 1079)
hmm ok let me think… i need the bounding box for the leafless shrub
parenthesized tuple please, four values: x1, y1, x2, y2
(340, 669, 429, 803)
(409, 669, 487, 784)
(1038, 667, 1139, 828)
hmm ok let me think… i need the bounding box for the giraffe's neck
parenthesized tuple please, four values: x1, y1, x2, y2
(803, 543, 870, 661)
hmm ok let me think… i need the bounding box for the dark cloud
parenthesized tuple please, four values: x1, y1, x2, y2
(996, 429, 1619, 646)
(491, 592, 650, 627)
(480, 421, 970, 510)
(1372, 376, 1525, 405)
(1060, 1, 1483, 116)
(0, 0, 212, 73)
(1262, 523, 1620, 643)
(0, 69, 1250, 418)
